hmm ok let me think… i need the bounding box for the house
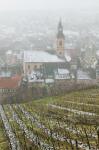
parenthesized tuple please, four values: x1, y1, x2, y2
(54, 68, 70, 80)
(77, 70, 91, 81)
(0, 75, 22, 102)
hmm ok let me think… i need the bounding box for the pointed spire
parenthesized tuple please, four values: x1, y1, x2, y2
(57, 18, 65, 39)
(58, 17, 63, 30)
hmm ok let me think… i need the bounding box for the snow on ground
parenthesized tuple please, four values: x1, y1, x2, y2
(18, 105, 95, 150)
(49, 104, 97, 116)
(0, 105, 20, 150)
(63, 100, 99, 108)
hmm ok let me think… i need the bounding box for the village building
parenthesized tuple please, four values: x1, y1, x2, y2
(23, 19, 71, 83)
(0, 75, 22, 102)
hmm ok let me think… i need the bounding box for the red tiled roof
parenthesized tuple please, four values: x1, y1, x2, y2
(0, 75, 21, 89)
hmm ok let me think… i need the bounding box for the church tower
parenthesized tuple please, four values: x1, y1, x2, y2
(56, 19, 65, 57)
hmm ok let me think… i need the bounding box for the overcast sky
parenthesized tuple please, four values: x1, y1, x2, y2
(0, 0, 99, 11)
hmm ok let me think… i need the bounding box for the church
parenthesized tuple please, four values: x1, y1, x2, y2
(23, 19, 71, 76)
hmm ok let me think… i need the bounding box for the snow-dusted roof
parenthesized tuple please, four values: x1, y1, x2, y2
(0, 71, 11, 77)
(6, 50, 12, 55)
(91, 60, 97, 69)
(45, 79, 54, 83)
(96, 50, 99, 56)
(77, 70, 91, 80)
(54, 68, 70, 80)
(81, 48, 86, 52)
(57, 69, 70, 74)
(65, 52, 71, 62)
(24, 51, 65, 63)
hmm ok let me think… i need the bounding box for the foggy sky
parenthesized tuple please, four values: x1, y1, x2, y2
(0, 0, 99, 11)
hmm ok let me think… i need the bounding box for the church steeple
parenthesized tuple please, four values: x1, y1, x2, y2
(57, 18, 65, 39)
(56, 19, 65, 57)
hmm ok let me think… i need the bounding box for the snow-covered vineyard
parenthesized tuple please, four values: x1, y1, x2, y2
(0, 88, 99, 150)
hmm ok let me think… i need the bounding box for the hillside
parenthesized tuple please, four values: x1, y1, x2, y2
(0, 88, 99, 150)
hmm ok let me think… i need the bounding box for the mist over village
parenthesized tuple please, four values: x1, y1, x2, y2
(0, 0, 99, 150)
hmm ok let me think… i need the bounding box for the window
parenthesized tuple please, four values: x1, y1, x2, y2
(28, 65, 30, 69)
(40, 65, 42, 68)
(34, 65, 37, 69)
